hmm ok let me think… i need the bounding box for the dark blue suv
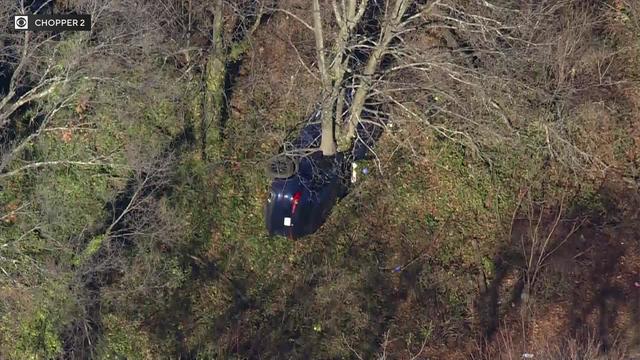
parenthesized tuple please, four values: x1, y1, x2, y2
(265, 108, 380, 239)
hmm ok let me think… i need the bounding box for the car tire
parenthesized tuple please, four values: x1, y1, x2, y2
(266, 154, 299, 179)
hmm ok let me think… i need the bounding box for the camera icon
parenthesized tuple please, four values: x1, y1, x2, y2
(14, 15, 29, 30)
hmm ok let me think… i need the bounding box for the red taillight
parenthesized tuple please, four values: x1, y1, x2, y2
(291, 191, 302, 214)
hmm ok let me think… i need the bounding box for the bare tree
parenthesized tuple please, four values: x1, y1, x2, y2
(301, 0, 626, 182)
(311, 0, 372, 156)
(307, 0, 445, 157)
(0, 0, 174, 177)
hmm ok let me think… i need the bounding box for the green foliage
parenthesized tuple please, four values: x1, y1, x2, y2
(424, 213, 439, 233)
(569, 189, 607, 217)
(74, 234, 106, 266)
(613, 127, 635, 163)
(228, 40, 250, 62)
(14, 309, 63, 360)
(51, 33, 88, 72)
(33, 168, 110, 240)
(171, 156, 217, 251)
(96, 314, 154, 360)
(481, 256, 495, 278)
(1, 280, 74, 360)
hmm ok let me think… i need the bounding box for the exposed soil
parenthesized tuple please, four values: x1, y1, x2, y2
(473, 178, 640, 358)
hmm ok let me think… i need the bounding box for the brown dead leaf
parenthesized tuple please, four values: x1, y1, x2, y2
(61, 130, 73, 143)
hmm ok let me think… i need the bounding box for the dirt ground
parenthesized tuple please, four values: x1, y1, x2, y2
(470, 178, 640, 358)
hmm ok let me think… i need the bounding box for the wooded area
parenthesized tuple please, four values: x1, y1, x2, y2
(1, 0, 640, 358)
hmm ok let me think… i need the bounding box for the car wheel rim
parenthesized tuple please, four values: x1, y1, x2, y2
(266, 154, 298, 179)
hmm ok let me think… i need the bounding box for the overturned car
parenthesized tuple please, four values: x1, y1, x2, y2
(264, 105, 383, 239)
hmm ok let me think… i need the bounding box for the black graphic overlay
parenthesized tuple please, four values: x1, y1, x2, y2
(14, 14, 91, 32)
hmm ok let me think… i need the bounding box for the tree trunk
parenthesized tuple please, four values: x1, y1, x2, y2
(337, 0, 413, 151)
(312, 0, 337, 156)
(200, 0, 225, 160)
